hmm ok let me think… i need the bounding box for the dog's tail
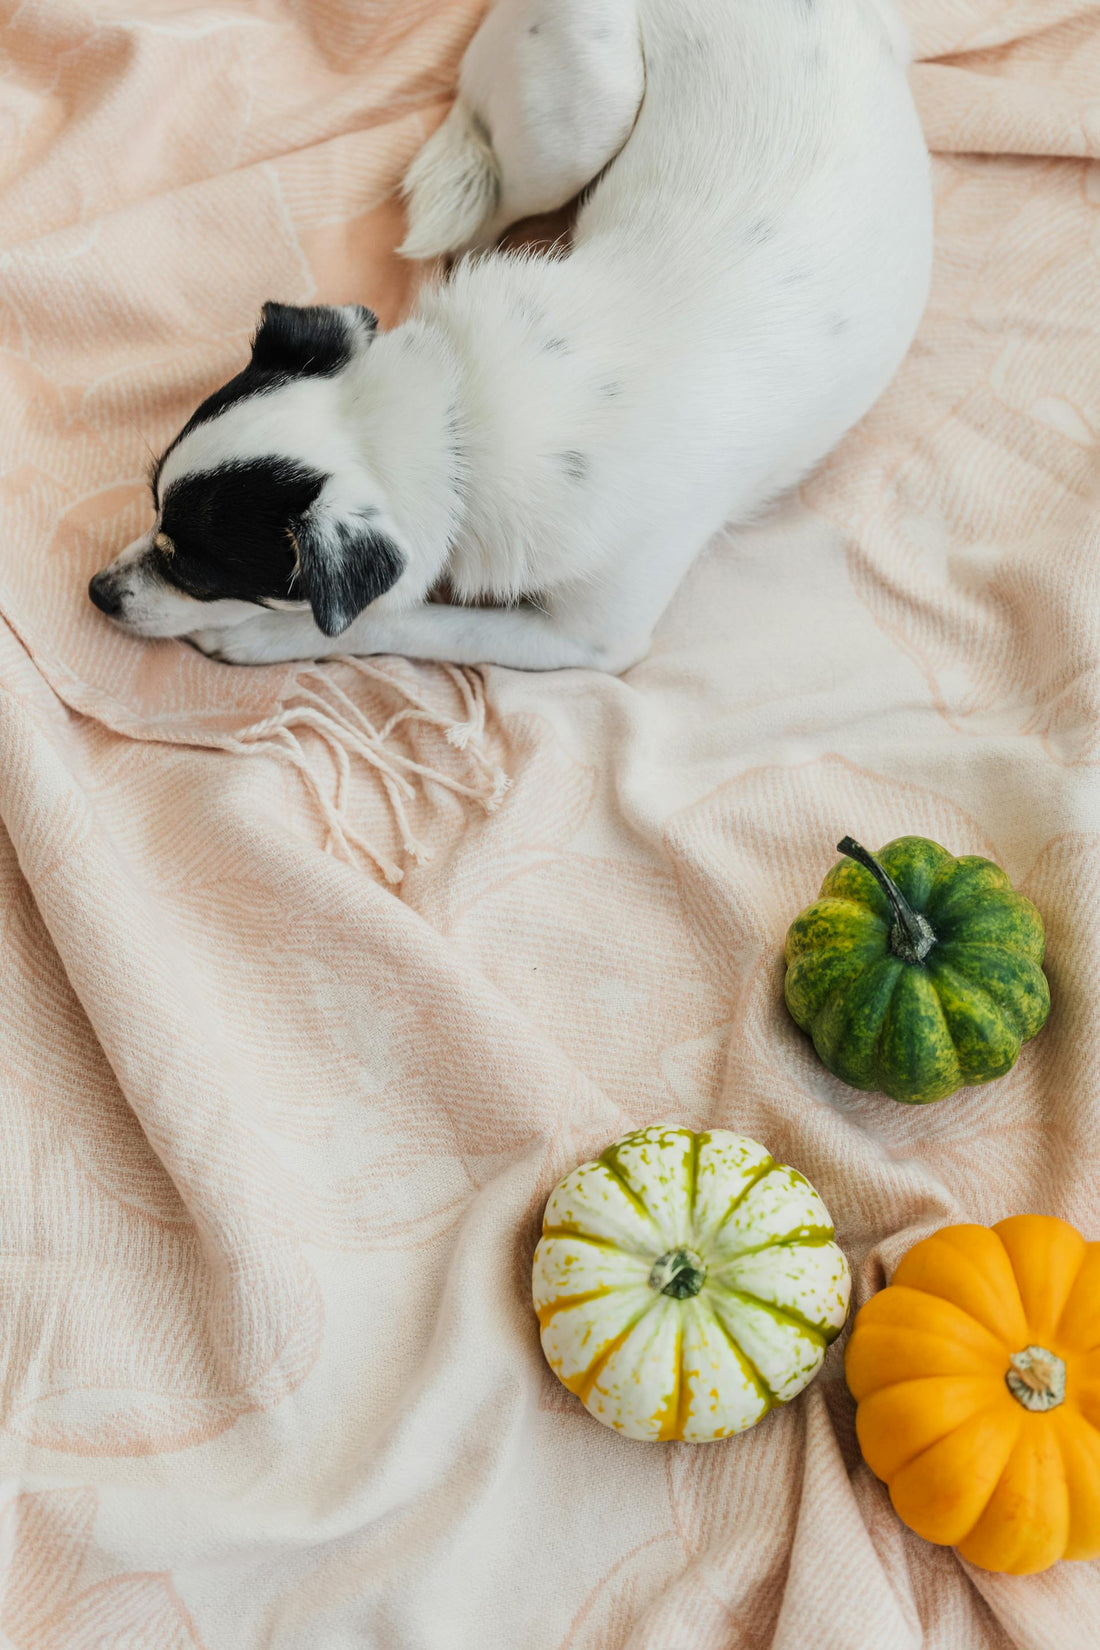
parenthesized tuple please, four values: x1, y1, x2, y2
(398, 100, 501, 261)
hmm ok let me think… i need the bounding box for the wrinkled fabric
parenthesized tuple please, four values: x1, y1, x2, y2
(1, 1, 1098, 1644)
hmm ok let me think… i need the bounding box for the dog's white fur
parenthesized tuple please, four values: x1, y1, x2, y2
(398, 0, 646, 258)
(120, 0, 933, 672)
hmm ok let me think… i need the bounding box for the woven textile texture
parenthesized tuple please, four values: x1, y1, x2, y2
(1, 1, 1098, 1644)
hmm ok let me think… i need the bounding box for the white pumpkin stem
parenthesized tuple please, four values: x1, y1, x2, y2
(836, 837, 936, 964)
(1005, 1345, 1066, 1412)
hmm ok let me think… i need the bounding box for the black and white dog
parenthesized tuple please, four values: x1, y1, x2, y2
(88, 0, 932, 673)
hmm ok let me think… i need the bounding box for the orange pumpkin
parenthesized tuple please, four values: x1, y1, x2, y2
(845, 1216, 1100, 1574)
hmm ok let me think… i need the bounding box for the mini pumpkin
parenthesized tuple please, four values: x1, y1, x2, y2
(846, 1216, 1100, 1574)
(532, 1127, 850, 1441)
(784, 835, 1049, 1103)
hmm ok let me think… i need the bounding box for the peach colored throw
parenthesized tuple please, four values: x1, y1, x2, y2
(1, 2, 1098, 1644)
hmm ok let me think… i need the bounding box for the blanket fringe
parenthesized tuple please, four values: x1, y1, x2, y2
(209, 660, 510, 884)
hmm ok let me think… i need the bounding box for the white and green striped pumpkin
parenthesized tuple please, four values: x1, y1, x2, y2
(532, 1128, 850, 1441)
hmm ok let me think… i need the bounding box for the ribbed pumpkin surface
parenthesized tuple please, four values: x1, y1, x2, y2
(532, 1128, 850, 1441)
(846, 1216, 1100, 1573)
(785, 836, 1049, 1103)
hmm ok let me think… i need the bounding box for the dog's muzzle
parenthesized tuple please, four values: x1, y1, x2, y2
(88, 570, 124, 616)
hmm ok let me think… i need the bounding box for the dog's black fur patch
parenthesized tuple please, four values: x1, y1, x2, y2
(251, 302, 376, 379)
(296, 514, 406, 637)
(153, 303, 376, 498)
(159, 459, 323, 603)
(158, 458, 405, 634)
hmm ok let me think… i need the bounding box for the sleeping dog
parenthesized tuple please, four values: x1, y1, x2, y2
(88, 0, 932, 673)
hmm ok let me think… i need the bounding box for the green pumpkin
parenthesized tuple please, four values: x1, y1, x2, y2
(784, 836, 1050, 1104)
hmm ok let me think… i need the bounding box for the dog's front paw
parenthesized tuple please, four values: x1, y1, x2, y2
(188, 627, 247, 663)
(188, 611, 326, 665)
(187, 621, 274, 665)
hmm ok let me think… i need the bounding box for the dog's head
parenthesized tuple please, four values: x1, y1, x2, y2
(89, 303, 407, 639)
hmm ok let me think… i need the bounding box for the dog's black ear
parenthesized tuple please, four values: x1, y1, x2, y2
(251, 303, 378, 379)
(294, 512, 405, 637)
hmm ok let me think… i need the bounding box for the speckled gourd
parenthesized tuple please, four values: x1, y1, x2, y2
(784, 835, 1050, 1104)
(532, 1127, 850, 1441)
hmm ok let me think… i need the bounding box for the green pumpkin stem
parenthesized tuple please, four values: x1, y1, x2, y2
(836, 837, 936, 964)
(649, 1248, 706, 1300)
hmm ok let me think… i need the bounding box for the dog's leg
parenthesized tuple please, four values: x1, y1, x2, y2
(190, 606, 622, 672)
(190, 595, 649, 674)
(400, 0, 643, 260)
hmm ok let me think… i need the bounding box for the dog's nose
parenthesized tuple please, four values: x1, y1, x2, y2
(88, 572, 123, 616)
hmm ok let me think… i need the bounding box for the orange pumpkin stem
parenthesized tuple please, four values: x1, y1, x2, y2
(1005, 1345, 1066, 1413)
(1015, 1359, 1054, 1394)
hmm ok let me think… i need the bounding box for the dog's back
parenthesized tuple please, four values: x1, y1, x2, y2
(421, 0, 932, 601)
(570, 0, 931, 504)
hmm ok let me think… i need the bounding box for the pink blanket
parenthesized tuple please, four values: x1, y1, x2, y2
(1, 1, 1098, 1643)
